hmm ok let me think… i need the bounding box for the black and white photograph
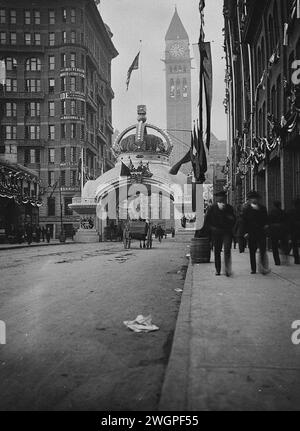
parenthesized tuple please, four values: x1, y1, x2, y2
(0, 0, 300, 416)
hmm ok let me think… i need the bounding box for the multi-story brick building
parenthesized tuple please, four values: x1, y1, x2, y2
(0, 0, 118, 238)
(223, 0, 300, 210)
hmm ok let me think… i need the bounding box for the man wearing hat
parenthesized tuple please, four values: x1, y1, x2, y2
(205, 191, 236, 276)
(242, 191, 270, 274)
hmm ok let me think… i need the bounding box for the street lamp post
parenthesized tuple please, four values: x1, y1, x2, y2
(58, 170, 65, 243)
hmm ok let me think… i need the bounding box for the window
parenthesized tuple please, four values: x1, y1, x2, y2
(48, 197, 55, 216)
(26, 79, 41, 92)
(48, 125, 55, 140)
(6, 78, 17, 92)
(26, 58, 41, 71)
(25, 10, 31, 25)
(0, 9, 6, 24)
(0, 32, 6, 45)
(60, 170, 66, 186)
(81, 125, 85, 140)
(49, 78, 55, 93)
(10, 33, 17, 45)
(30, 149, 36, 164)
(71, 9, 76, 24)
(170, 79, 175, 98)
(71, 147, 76, 164)
(71, 123, 76, 139)
(49, 32, 55, 46)
(62, 31, 67, 44)
(24, 149, 30, 164)
(10, 10, 16, 24)
(61, 53, 66, 68)
(49, 101, 55, 117)
(61, 124, 66, 139)
(34, 33, 41, 46)
(6, 57, 17, 70)
(71, 31, 76, 44)
(48, 172, 55, 187)
(49, 55, 55, 70)
(34, 10, 40, 25)
(5, 125, 17, 140)
(48, 148, 55, 163)
(26, 102, 40, 117)
(25, 125, 40, 140)
(61, 100, 66, 115)
(70, 53, 76, 68)
(62, 8, 67, 23)
(49, 10, 55, 25)
(70, 171, 77, 187)
(64, 197, 73, 215)
(61, 77, 66, 91)
(25, 33, 31, 45)
(61, 147, 66, 163)
(70, 100, 76, 115)
(70, 76, 76, 92)
(5, 102, 17, 117)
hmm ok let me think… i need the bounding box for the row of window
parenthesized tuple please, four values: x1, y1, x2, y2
(3, 53, 83, 71)
(169, 65, 188, 74)
(47, 196, 75, 217)
(4, 100, 85, 118)
(48, 147, 77, 164)
(170, 78, 188, 98)
(5, 75, 84, 93)
(0, 8, 78, 25)
(3, 124, 85, 141)
(0, 30, 81, 46)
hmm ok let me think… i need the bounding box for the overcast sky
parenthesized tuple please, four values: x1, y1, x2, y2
(99, 0, 226, 141)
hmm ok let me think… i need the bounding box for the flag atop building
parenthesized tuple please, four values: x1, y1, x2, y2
(126, 52, 140, 90)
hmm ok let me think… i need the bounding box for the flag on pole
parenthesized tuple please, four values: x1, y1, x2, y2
(0, 60, 6, 86)
(120, 162, 132, 177)
(126, 51, 140, 90)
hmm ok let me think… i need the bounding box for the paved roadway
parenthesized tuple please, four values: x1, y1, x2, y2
(0, 238, 188, 411)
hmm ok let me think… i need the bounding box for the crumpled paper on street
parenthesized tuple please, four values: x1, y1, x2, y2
(124, 315, 159, 333)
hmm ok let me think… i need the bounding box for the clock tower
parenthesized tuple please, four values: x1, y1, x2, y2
(164, 8, 192, 174)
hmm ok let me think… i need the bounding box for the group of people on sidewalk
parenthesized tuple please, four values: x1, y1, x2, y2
(204, 190, 300, 277)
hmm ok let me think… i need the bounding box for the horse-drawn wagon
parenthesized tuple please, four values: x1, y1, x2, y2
(123, 220, 152, 249)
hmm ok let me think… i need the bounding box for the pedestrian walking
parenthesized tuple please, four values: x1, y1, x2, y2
(205, 191, 236, 277)
(241, 191, 270, 275)
(46, 227, 51, 244)
(268, 201, 289, 266)
(25, 223, 33, 245)
(287, 198, 300, 265)
(233, 208, 246, 253)
(156, 225, 163, 243)
(41, 226, 46, 242)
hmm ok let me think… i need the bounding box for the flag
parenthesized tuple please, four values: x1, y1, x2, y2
(191, 126, 207, 184)
(199, 0, 205, 12)
(126, 51, 140, 90)
(199, 41, 213, 150)
(0, 60, 6, 86)
(49, 180, 58, 199)
(120, 162, 131, 177)
(169, 149, 191, 176)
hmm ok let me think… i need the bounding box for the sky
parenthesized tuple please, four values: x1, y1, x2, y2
(99, 0, 227, 141)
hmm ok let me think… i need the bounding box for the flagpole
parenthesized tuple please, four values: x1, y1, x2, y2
(139, 39, 143, 104)
(81, 147, 84, 197)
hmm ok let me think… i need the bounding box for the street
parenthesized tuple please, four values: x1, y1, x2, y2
(0, 238, 188, 411)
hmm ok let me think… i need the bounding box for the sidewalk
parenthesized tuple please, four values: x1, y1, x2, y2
(159, 249, 300, 411)
(0, 240, 75, 251)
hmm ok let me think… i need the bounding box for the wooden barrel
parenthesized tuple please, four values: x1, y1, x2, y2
(190, 237, 211, 264)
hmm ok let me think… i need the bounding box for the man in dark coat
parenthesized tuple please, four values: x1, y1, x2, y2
(287, 198, 300, 265)
(268, 201, 289, 266)
(242, 191, 270, 274)
(205, 191, 236, 276)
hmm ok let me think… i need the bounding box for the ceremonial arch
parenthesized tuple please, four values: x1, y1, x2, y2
(70, 105, 191, 242)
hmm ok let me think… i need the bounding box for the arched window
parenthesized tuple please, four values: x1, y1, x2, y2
(170, 79, 175, 98)
(25, 57, 41, 71)
(5, 57, 17, 70)
(174, 65, 177, 73)
(176, 78, 181, 97)
(182, 78, 188, 98)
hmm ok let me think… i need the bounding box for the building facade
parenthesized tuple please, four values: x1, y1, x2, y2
(164, 8, 192, 175)
(0, 0, 118, 238)
(223, 0, 300, 210)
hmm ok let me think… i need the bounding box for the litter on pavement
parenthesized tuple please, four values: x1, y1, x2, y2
(124, 315, 159, 333)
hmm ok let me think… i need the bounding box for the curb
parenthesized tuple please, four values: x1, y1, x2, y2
(0, 242, 75, 251)
(158, 259, 193, 411)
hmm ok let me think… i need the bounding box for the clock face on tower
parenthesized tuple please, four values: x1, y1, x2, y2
(169, 42, 185, 58)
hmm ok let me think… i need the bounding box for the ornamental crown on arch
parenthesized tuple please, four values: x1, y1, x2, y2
(113, 105, 173, 157)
